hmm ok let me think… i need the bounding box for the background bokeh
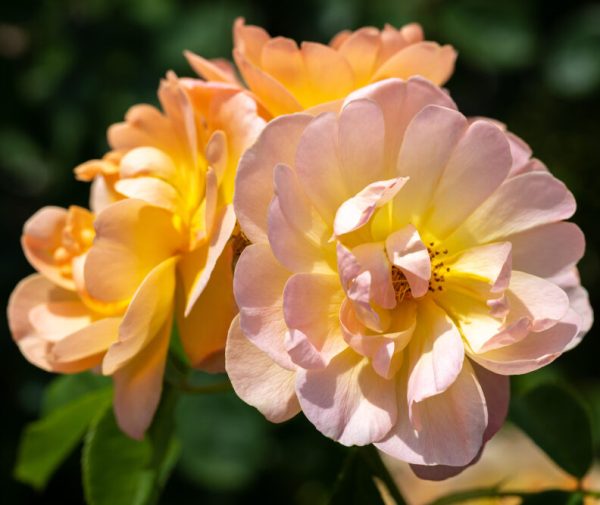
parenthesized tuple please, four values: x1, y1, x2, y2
(1, 0, 599, 503)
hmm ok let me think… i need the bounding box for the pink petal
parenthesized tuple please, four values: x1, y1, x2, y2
(505, 271, 570, 333)
(471, 308, 580, 375)
(340, 299, 416, 379)
(282, 272, 347, 369)
(334, 177, 408, 236)
(435, 289, 514, 354)
(508, 222, 585, 280)
(294, 112, 347, 223)
(268, 163, 332, 273)
(233, 243, 295, 370)
(226, 316, 301, 423)
(336, 243, 386, 332)
(375, 359, 487, 467)
(425, 119, 512, 238)
(407, 299, 464, 423)
(338, 99, 387, 193)
(554, 267, 593, 349)
(408, 362, 509, 480)
(385, 224, 431, 298)
(234, 114, 313, 243)
(296, 349, 397, 446)
(352, 242, 396, 309)
(447, 172, 576, 248)
(343, 78, 456, 168)
(393, 105, 467, 224)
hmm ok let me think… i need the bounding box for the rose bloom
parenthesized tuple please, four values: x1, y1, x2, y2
(186, 18, 456, 117)
(387, 425, 600, 504)
(227, 77, 592, 477)
(8, 74, 264, 438)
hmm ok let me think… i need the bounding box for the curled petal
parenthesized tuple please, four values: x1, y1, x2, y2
(385, 224, 431, 298)
(471, 309, 580, 375)
(334, 177, 408, 236)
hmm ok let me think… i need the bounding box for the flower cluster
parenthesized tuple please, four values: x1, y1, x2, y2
(8, 18, 592, 477)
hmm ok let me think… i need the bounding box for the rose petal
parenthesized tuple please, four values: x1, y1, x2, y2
(226, 315, 300, 422)
(234, 243, 295, 370)
(296, 348, 397, 446)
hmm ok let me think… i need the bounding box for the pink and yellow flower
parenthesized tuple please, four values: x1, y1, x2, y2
(9, 74, 264, 439)
(187, 18, 456, 117)
(9, 205, 122, 374)
(227, 77, 592, 476)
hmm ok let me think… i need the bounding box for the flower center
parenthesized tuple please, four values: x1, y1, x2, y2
(427, 241, 450, 293)
(391, 266, 411, 302)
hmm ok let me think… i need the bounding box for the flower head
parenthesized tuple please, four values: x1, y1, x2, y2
(9, 205, 123, 373)
(186, 18, 456, 117)
(227, 77, 592, 477)
(9, 74, 265, 439)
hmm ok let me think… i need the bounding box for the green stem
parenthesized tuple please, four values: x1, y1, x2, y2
(359, 445, 407, 505)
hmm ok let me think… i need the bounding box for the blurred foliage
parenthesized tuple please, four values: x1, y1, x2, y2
(1, 0, 599, 503)
(510, 382, 594, 479)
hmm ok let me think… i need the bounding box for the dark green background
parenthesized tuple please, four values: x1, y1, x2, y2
(1, 0, 599, 503)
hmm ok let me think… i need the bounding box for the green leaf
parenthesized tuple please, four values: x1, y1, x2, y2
(510, 382, 593, 478)
(42, 372, 111, 415)
(14, 387, 112, 490)
(82, 387, 180, 505)
(329, 446, 407, 505)
(175, 389, 268, 491)
(544, 5, 600, 98)
(439, 0, 536, 70)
